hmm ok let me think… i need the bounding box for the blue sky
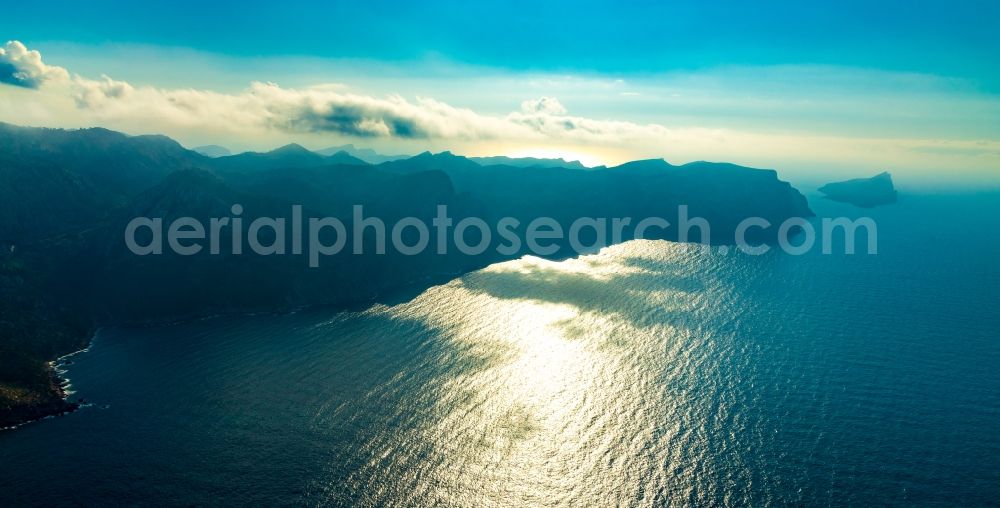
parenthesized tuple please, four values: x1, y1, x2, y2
(6, 0, 999, 81)
(2, 0, 999, 183)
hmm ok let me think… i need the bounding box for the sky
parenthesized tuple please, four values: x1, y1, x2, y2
(1, 0, 999, 185)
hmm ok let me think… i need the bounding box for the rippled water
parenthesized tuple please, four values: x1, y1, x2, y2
(2, 194, 999, 506)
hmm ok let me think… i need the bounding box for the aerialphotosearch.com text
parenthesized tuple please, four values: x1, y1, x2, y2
(124, 204, 878, 267)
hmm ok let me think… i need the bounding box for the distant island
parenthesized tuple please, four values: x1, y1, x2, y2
(0, 122, 812, 428)
(819, 172, 898, 207)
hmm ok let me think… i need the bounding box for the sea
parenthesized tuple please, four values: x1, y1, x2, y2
(1, 192, 999, 506)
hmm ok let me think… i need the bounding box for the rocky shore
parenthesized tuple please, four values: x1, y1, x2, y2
(1, 366, 81, 430)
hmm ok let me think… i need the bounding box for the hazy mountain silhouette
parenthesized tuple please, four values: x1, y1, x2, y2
(323, 150, 369, 166)
(191, 144, 232, 158)
(211, 144, 370, 174)
(469, 156, 591, 170)
(211, 143, 328, 173)
(379, 150, 481, 175)
(317, 143, 409, 164)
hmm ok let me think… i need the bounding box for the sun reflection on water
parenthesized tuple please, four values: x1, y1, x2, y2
(342, 241, 721, 506)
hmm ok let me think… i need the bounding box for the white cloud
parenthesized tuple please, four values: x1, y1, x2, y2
(520, 96, 567, 115)
(0, 40, 69, 88)
(0, 44, 678, 146)
(53, 56, 674, 146)
(248, 83, 521, 139)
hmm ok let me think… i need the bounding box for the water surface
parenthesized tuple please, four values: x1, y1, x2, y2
(2, 194, 999, 506)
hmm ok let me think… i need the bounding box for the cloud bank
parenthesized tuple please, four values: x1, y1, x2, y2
(2, 40, 675, 148)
